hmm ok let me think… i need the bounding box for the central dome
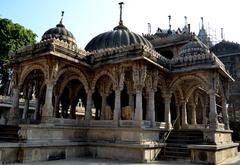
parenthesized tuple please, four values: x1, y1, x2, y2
(85, 25, 153, 52)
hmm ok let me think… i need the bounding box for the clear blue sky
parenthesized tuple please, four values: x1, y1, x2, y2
(1, 0, 239, 48)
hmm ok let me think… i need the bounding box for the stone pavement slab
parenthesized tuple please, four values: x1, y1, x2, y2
(7, 153, 240, 165)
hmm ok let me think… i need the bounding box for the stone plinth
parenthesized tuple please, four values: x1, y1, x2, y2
(188, 143, 238, 164)
(203, 130, 233, 144)
(188, 129, 239, 164)
(0, 124, 165, 163)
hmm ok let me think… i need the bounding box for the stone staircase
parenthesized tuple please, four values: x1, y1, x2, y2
(159, 130, 203, 160)
(0, 125, 20, 142)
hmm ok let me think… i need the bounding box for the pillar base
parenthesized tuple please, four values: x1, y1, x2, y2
(41, 116, 53, 124)
(151, 121, 156, 127)
(84, 120, 91, 126)
(7, 112, 19, 126)
(165, 122, 172, 129)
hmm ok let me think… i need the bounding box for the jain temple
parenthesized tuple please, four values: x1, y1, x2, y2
(0, 2, 239, 165)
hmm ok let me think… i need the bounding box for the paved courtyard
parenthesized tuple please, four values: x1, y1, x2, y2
(8, 153, 240, 165)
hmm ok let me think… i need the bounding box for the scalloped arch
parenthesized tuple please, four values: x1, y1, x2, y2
(55, 67, 89, 91)
(169, 75, 210, 92)
(91, 70, 115, 90)
(19, 65, 46, 88)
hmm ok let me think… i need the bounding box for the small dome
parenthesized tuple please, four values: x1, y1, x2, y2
(85, 24, 153, 52)
(179, 35, 210, 56)
(41, 22, 77, 46)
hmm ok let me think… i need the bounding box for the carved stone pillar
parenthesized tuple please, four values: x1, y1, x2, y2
(8, 86, 20, 125)
(100, 93, 107, 120)
(208, 89, 218, 130)
(53, 95, 60, 118)
(190, 103, 197, 125)
(147, 89, 155, 126)
(175, 104, 180, 129)
(202, 99, 208, 127)
(34, 97, 40, 120)
(113, 67, 125, 126)
(181, 101, 188, 128)
(163, 93, 172, 129)
(41, 80, 54, 123)
(69, 90, 79, 119)
(222, 98, 230, 130)
(145, 70, 158, 127)
(132, 63, 146, 127)
(22, 85, 33, 120)
(85, 89, 93, 124)
(128, 91, 134, 120)
(113, 89, 121, 122)
(134, 88, 143, 121)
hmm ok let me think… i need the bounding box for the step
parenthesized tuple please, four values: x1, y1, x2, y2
(166, 138, 203, 144)
(0, 137, 19, 142)
(165, 146, 189, 152)
(167, 134, 203, 139)
(158, 130, 203, 161)
(164, 151, 190, 157)
(0, 125, 20, 142)
(160, 155, 190, 160)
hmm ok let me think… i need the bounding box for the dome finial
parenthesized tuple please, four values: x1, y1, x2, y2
(168, 15, 171, 30)
(201, 17, 204, 29)
(113, 2, 128, 30)
(60, 11, 64, 24)
(119, 2, 124, 26)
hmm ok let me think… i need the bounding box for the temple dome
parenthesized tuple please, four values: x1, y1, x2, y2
(85, 24, 153, 52)
(210, 40, 240, 56)
(41, 22, 77, 46)
(179, 35, 210, 56)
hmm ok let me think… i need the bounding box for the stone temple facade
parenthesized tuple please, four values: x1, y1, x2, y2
(0, 4, 238, 165)
(211, 41, 240, 123)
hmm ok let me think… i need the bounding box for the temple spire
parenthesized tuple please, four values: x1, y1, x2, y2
(119, 2, 124, 26)
(60, 11, 64, 24)
(168, 15, 171, 30)
(201, 17, 204, 29)
(184, 16, 187, 27)
(113, 2, 128, 30)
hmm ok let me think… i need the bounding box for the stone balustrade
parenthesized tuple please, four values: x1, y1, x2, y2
(0, 95, 36, 109)
(170, 52, 228, 72)
(53, 118, 85, 126)
(144, 33, 192, 45)
(10, 38, 88, 60)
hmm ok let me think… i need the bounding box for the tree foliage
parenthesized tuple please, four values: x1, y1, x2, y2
(0, 17, 37, 95)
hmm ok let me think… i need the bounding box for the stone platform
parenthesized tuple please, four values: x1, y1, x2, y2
(0, 124, 165, 164)
(7, 153, 240, 165)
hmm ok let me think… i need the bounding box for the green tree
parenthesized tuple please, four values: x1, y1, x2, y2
(0, 17, 37, 95)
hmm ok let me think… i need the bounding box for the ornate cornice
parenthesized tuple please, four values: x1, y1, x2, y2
(9, 38, 89, 62)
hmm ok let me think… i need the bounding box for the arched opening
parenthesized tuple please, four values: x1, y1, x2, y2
(170, 75, 210, 129)
(170, 94, 177, 122)
(155, 87, 164, 122)
(56, 79, 87, 120)
(19, 69, 44, 123)
(93, 74, 114, 120)
(121, 84, 131, 120)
